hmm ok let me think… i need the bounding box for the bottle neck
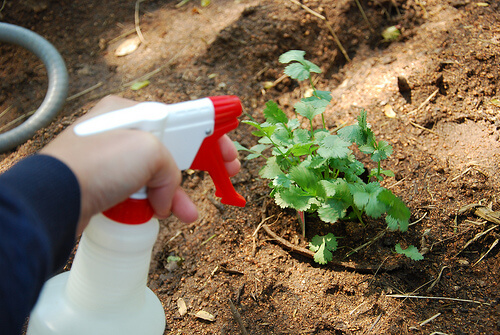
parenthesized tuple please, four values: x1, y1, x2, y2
(65, 214, 159, 311)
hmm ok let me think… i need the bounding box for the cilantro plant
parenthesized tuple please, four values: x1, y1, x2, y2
(237, 50, 417, 264)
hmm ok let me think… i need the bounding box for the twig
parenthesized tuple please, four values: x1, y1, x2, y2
(0, 110, 35, 133)
(349, 300, 368, 315)
(0, 0, 6, 12)
(409, 211, 427, 227)
(426, 266, 448, 292)
(201, 233, 217, 246)
(135, 0, 147, 45)
(228, 299, 249, 335)
(456, 224, 498, 256)
(407, 88, 439, 115)
(167, 230, 182, 243)
(219, 265, 244, 276)
(262, 223, 315, 259)
(368, 313, 382, 333)
(0, 105, 13, 120)
(107, 28, 137, 46)
(415, 0, 428, 16)
(410, 121, 439, 136)
(353, 0, 374, 33)
(387, 177, 406, 189)
(450, 166, 473, 182)
(287, 0, 350, 62)
(346, 230, 386, 257)
(419, 312, 441, 326)
(253, 214, 276, 237)
(387, 294, 491, 305)
(262, 223, 399, 272)
(475, 206, 500, 225)
(235, 283, 245, 304)
(122, 46, 186, 87)
(66, 82, 104, 102)
(472, 238, 499, 267)
(368, 256, 390, 287)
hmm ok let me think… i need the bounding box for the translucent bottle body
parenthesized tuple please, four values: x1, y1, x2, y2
(27, 214, 165, 335)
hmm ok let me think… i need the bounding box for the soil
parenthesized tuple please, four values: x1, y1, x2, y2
(1, 0, 500, 334)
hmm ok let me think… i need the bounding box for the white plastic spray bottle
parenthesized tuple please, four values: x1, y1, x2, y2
(27, 96, 246, 335)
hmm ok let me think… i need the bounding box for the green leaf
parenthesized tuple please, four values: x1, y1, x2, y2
(369, 168, 395, 179)
(338, 124, 364, 145)
(317, 135, 351, 159)
(293, 128, 311, 144)
(302, 95, 330, 110)
(350, 182, 387, 218)
(319, 180, 337, 197)
(290, 143, 315, 156)
(357, 110, 368, 130)
(371, 140, 393, 162)
(294, 100, 324, 121)
(303, 60, 321, 74)
(279, 50, 306, 64)
(358, 143, 375, 155)
(249, 143, 269, 154)
(263, 100, 288, 125)
(337, 110, 375, 147)
(271, 127, 292, 147)
(395, 243, 424, 261)
(289, 165, 319, 194)
(381, 169, 395, 177)
(259, 156, 283, 179)
(315, 90, 333, 102)
(284, 63, 311, 81)
(287, 118, 300, 130)
(318, 199, 348, 223)
(273, 174, 292, 189)
(309, 233, 337, 265)
(274, 185, 315, 211)
(378, 189, 411, 232)
(233, 141, 250, 152)
(313, 129, 330, 142)
(242, 120, 262, 130)
(303, 155, 327, 169)
(386, 215, 400, 231)
(243, 143, 269, 160)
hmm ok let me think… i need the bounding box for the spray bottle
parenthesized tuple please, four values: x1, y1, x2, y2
(27, 96, 246, 335)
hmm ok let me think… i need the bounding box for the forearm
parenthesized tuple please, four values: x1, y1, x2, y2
(0, 154, 80, 334)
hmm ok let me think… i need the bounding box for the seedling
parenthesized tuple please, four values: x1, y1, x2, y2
(237, 50, 421, 263)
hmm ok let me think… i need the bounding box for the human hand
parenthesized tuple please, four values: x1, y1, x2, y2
(41, 95, 240, 235)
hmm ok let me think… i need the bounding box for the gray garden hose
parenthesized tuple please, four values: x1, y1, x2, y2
(0, 22, 68, 152)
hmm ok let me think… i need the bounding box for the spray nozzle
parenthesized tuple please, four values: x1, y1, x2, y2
(75, 96, 246, 223)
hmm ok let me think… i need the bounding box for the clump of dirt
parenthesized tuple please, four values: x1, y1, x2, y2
(1, 0, 499, 334)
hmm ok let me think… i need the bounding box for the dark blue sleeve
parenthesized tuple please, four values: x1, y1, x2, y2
(0, 154, 80, 335)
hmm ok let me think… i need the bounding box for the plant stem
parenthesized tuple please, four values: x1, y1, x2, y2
(266, 135, 295, 166)
(352, 206, 365, 226)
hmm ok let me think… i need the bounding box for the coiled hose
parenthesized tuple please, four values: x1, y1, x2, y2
(0, 22, 68, 152)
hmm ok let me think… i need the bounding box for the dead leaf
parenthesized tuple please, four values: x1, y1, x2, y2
(383, 104, 396, 118)
(177, 298, 187, 316)
(489, 98, 500, 107)
(130, 80, 150, 91)
(115, 37, 141, 57)
(194, 310, 216, 322)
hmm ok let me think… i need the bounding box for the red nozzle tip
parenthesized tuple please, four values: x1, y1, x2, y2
(208, 96, 242, 121)
(103, 198, 154, 224)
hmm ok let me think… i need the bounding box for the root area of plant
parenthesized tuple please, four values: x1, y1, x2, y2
(1, 0, 499, 334)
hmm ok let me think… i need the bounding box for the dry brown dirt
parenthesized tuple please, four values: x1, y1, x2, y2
(1, 0, 499, 334)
